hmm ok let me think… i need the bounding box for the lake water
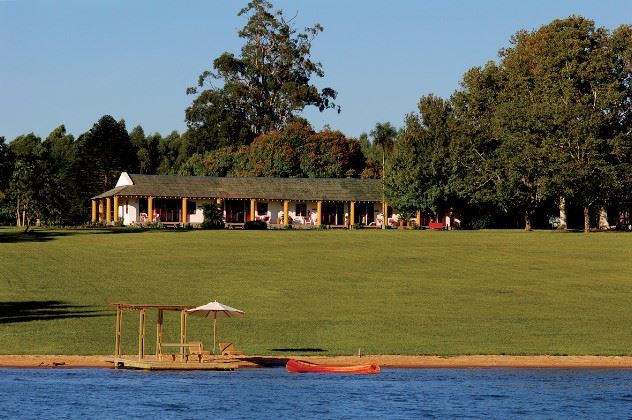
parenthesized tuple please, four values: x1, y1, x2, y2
(2, 368, 632, 419)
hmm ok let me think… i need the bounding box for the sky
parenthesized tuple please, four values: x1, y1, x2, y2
(1, 0, 631, 142)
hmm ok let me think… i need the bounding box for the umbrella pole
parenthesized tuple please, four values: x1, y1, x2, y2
(213, 313, 217, 355)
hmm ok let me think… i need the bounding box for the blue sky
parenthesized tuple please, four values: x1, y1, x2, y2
(1, 0, 630, 141)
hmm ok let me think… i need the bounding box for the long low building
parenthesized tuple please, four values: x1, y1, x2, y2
(91, 172, 410, 228)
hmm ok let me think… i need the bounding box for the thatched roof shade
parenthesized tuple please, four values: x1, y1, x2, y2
(93, 174, 383, 202)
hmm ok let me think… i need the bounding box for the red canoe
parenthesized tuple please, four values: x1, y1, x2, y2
(286, 359, 381, 374)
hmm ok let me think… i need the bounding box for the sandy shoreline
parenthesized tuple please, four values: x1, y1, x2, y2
(2, 354, 632, 369)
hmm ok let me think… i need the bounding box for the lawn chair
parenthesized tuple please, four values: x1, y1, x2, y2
(219, 342, 244, 356)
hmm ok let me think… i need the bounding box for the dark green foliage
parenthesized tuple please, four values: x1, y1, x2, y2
(188, 121, 365, 178)
(201, 203, 225, 229)
(129, 126, 161, 175)
(244, 220, 267, 230)
(185, 0, 338, 156)
(6, 134, 64, 229)
(73, 115, 138, 219)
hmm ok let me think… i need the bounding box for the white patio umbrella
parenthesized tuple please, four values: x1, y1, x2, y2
(186, 301, 245, 354)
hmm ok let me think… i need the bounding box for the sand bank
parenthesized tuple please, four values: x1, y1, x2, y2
(1, 354, 632, 369)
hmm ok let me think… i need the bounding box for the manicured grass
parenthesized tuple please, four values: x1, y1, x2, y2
(1, 227, 631, 356)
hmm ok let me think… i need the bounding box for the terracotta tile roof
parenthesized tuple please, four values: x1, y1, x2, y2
(93, 174, 383, 202)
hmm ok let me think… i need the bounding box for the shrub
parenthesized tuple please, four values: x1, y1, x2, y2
(201, 203, 225, 229)
(244, 220, 267, 230)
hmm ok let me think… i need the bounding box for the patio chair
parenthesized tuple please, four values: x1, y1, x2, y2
(219, 342, 244, 356)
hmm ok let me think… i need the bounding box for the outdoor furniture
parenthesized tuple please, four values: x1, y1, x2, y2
(160, 342, 205, 362)
(427, 222, 444, 230)
(220, 342, 244, 356)
(187, 300, 245, 355)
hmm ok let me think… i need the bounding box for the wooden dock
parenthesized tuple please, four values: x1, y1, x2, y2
(106, 356, 239, 371)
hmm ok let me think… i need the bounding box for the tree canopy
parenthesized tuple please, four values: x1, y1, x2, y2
(185, 0, 339, 155)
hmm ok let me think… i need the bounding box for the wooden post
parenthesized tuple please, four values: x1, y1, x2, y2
(180, 310, 187, 361)
(114, 306, 122, 358)
(148, 196, 154, 222)
(106, 197, 112, 224)
(138, 309, 146, 360)
(113, 196, 119, 223)
(317, 201, 322, 225)
(283, 200, 290, 225)
(91, 200, 97, 223)
(182, 197, 187, 225)
(350, 201, 356, 229)
(416, 210, 421, 227)
(156, 309, 163, 360)
(250, 199, 256, 222)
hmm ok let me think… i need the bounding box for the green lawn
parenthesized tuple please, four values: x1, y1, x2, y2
(1, 227, 631, 356)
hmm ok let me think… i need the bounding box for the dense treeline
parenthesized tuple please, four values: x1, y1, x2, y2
(1, 3, 630, 232)
(0, 117, 375, 228)
(386, 16, 632, 232)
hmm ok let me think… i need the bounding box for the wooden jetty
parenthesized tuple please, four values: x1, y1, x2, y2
(105, 356, 238, 371)
(110, 303, 240, 371)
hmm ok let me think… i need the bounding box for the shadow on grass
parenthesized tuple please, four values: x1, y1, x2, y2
(0, 300, 112, 324)
(0, 230, 77, 243)
(271, 348, 326, 352)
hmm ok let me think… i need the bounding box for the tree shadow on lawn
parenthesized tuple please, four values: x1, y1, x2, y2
(0, 300, 112, 324)
(0, 230, 77, 243)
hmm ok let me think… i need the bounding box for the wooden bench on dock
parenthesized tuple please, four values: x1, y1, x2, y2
(159, 341, 206, 362)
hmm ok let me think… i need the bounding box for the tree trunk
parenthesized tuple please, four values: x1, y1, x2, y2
(524, 212, 532, 231)
(583, 207, 590, 233)
(598, 207, 609, 230)
(16, 198, 21, 227)
(558, 197, 567, 230)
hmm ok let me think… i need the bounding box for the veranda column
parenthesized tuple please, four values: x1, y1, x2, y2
(350, 201, 356, 229)
(181, 197, 187, 225)
(316, 201, 322, 225)
(283, 200, 290, 225)
(250, 199, 256, 221)
(106, 197, 112, 224)
(416, 210, 421, 227)
(98, 199, 104, 222)
(113, 196, 119, 223)
(91, 200, 97, 223)
(382, 201, 388, 229)
(148, 196, 154, 222)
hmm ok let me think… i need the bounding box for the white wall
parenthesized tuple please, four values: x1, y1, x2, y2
(120, 198, 138, 225)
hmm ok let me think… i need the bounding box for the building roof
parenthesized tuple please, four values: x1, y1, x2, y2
(93, 173, 383, 202)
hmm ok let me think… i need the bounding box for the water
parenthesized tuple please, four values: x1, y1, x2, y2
(1, 368, 632, 419)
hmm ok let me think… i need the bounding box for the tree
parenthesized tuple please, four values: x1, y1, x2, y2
(0, 137, 15, 224)
(384, 115, 424, 218)
(185, 0, 339, 154)
(6, 133, 63, 229)
(74, 115, 137, 220)
(43, 125, 80, 225)
(370, 122, 398, 178)
(201, 203, 225, 229)
(130, 125, 161, 174)
(496, 17, 632, 232)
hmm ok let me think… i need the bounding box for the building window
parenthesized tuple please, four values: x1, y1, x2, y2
(257, 202, 268, 216)
(188, 201, 196, 215)
(295, 203, 307, 216)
